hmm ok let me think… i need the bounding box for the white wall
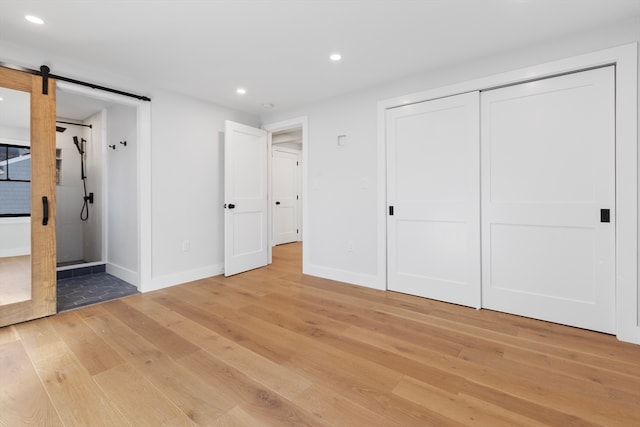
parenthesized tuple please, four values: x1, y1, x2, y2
(106, 104, 138, 282)
(260, 17, 640, 290)
(149, 90, 259, 289)
(0, 126, 29, 142)
(82, 111, 104, 263)
(0, 218, 29, 257)
(55, 126, 84, 263)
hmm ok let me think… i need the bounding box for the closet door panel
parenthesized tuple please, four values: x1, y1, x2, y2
(481, 66, 615, 333)
(387, 91, 480, 308)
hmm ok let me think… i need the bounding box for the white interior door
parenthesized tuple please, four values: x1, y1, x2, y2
(273, 149, 300, 245)
(224, 121, 268, 277)
(387, 91, 480, 308)
(481, 66, 615, 333)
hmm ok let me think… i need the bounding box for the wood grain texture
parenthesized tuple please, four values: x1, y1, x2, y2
(92, 363, 194, 426)
(2, 242, 640, 426)
(29, 72, 57, 320)
(48, 310, 124, 375)
(0, 341, 63, 426)
(0, 66, 57, 328)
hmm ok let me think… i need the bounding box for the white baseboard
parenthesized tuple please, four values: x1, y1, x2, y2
(0, 247, 29, 258)
(143, 263, 224, 293)
(618, 325, 640, 345)
(303, 263, 384, 291)
(106, 263, 140, 288)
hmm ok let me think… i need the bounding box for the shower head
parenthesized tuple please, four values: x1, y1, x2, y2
(56, 126, 66, 133)
(73, 136, 84, 155)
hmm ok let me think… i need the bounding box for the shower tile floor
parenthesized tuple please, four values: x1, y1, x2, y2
(57, 273, 139, 312)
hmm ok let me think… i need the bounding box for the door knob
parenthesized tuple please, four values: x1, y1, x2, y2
(275, 201, 281, 205)
(228, 204, 236, 209)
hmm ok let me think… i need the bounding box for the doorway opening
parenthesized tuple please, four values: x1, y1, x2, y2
(264, 116, 308, 273)
(54, 82, 143, 308)
(55, 105, 102, 270)
(271, 127, 302, 247)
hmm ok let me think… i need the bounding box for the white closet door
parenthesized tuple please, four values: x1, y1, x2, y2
(387, 91, 480, 308)
(273, 149, 300, 245)
(481, 66, 615, 333)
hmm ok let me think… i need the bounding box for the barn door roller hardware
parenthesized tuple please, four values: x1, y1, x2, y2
(40, 65, 50, 95)
(0, 61, 151, 101)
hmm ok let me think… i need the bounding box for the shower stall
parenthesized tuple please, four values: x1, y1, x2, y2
(55, 113, 103, 268)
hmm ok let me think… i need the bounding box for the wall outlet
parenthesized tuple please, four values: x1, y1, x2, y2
(348, 240, 355, 252)
(360, 176, 369, 189)
(182, 239, 190, 252)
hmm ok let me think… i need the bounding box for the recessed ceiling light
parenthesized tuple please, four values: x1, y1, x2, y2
(25, 15, 44, 25)
(236, 88, 246, 95)
(330, 53, 342, 62)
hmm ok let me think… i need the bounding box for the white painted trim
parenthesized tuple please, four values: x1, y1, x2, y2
(0, 217, 29, 224)
(56, 261, 104, 272)
(137, 101, 152, 292)
(146, 263, 224, 293)
(0, 248, 29, 257)
(0, 137, 29, 146)
(614, 44, 639, 344)
(272, 146, 301, 155)
(98, 109, 108, 265)
(106, 263, 139, 288)
(376, 92, 388, 291)
(267, 130, 273, 262)
(263, 116, 309, 272)
(305, 263, 383, 290)
(377, 43, 638, 344)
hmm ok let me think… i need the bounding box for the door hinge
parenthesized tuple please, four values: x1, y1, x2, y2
(600, 208, 610, 223)
(297, 229, 299, 234)
(297, 161, 299, 166)
(389, 206, 394, 216)
(296, 195, 299, 200)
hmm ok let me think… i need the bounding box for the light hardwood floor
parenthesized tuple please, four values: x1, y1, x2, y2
(1, 242, 640, 426)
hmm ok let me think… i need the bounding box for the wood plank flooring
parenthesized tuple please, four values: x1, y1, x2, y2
(2, 242, 640, 426)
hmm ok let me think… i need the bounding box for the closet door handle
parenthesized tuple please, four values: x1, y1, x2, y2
(42, 196, 49, 226)
(275, 201, 281, 205)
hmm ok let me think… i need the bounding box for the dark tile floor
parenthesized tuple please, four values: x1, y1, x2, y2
(57, 273, 139, 312)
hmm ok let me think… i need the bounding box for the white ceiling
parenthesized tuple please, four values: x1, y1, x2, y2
(1, 0, 639, 117)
